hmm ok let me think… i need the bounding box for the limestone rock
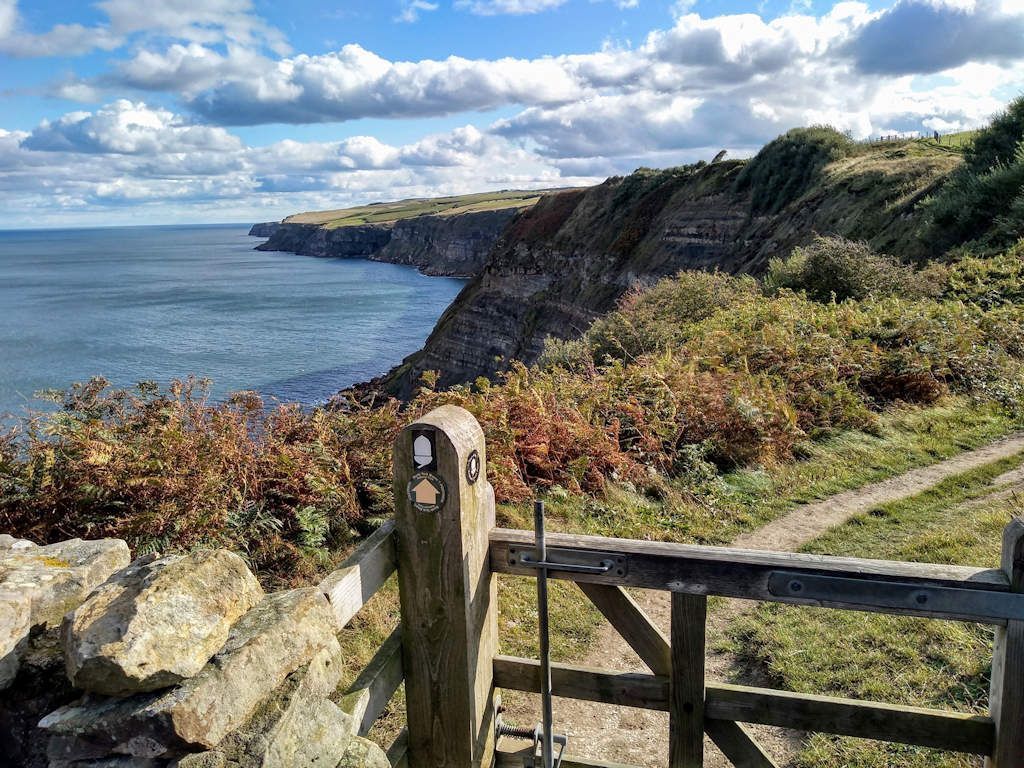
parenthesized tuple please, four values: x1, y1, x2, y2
(336, 737, 390, 768)
(0, 537, 128, 696)
(0, 538, 130, 629)
(0, 533, 36, 550)
(0, 589, 31, 689)
(63, 550, 264, 696)
(207, 636, 354, 768)
(0, 626, 76, 767)
(59, 760, 163, 767)
(40, 588, 338, 756)
(170, 752, 226, 767)
(260, 639, 354, 768)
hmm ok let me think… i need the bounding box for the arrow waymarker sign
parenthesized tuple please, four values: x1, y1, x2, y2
(407, 472, 446, 513)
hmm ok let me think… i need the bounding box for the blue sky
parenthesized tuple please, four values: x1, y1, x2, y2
(0, 0, 1022, 227)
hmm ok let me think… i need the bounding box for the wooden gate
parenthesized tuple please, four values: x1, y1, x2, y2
(337, 405, 1024, 768)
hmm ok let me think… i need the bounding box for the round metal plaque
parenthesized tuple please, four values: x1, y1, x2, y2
(466, 449, 481, 485)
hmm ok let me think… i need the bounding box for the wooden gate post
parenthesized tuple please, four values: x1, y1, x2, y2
(394, 405, 497, 768)
(988, 518, 1024, 768)
(670, 593, 707, 768)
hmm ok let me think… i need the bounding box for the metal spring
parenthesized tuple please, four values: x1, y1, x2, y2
(496, 721, 537, 741)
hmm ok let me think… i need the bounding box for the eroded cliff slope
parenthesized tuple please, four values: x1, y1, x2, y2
(376, 140, 959, 397)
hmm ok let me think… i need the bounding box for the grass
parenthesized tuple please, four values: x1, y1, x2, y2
(281, 190, 555, 228)
(724, 450, 1024, 768)
(497, 398, 1024, 548)
(916, 130, 979, 154)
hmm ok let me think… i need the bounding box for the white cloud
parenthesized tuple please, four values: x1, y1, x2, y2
(454, 0, 568, 14)
(22, 100, 242, 155)
(0, 0, 287, 58)
(97, 0, 289, 52)
(112, 43, 273, 95)
(3, 1, 1024, 225)
(0, 0, 16, 38)
(396, 0, 440, 23)
(0, 100, 598, 227)
(177, 4, 874, 126)
(188, 44, 585, 124)
(847, 0, 1024, 74)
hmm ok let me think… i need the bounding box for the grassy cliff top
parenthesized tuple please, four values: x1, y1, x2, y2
(282, 189, 567, 228)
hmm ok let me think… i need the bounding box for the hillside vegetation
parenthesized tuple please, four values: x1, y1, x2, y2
(3, 238, 1024, 583)
(3, 99, 1024, 587)
(282, 189, 548, 228)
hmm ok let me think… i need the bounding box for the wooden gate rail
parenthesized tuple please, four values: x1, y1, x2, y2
(491, 656, 995, 755)
(491, 528, 1018, 624)
(313, 518, 409, 753)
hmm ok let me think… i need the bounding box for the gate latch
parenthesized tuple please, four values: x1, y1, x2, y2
(508, 547, 628, 578)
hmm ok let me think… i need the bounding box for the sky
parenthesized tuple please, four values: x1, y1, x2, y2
(0, 0, 1023, 228)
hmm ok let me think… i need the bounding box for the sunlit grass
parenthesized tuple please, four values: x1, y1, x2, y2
(724, 451, 1024, 768)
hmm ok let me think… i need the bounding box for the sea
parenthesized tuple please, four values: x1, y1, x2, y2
(0, 224, 466, 419)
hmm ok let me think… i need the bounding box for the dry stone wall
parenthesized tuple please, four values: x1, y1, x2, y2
(0, 535, 389, 768)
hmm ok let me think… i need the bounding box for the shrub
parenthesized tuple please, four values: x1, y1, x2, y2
(540, 271, 762, 368)
(925, 96, 1024, 251)
(735, 127, 852, 214)
(4, 265, 1024, 583)
(944, 241, 1024, 309)
(765, 236, 944, 303)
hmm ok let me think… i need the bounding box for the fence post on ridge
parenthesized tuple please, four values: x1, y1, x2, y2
(987, 518, 1024, 768)
(393, 405, 497, 768)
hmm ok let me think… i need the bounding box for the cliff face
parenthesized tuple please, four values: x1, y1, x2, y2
(376, 146, 959, 398)
(248, 222, 282, 237)
(369, 208, 520, 276)
(253, 208, 519, 277)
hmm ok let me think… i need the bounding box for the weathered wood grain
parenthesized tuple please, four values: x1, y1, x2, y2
(493, 656, 994, 755)
(491, 529, 1017, 624)
(703, 718, 779, 768)
(387, 728, 408, 768)
(339, 627, 403, 737)
(395, 405, 498, 768)
(670, 593, 706, 767)
(494, 654, 669, 710)
(319, 518, 397, 629)
(577, 583, 671, 675)
(987, 518, 1024, 767)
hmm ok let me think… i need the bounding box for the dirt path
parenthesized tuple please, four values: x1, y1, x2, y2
(500, 431, 1024, 766)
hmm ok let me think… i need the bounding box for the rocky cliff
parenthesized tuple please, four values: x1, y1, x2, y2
(372, 143, 959, 398)
(248, 222, 282, 237)
(254, 207, 519, 277)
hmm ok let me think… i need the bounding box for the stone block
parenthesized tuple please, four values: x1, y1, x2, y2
(40, 588, 337, 756)
(63, 550, 264, 695)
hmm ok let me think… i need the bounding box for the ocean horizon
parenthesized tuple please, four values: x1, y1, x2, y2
(0, 223, 465, 418)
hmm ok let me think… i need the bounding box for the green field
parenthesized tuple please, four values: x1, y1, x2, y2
(282, 189, 561, 228)
(915, 130, 979, 154)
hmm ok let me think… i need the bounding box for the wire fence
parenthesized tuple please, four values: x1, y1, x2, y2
(854, 128, 976, 150)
